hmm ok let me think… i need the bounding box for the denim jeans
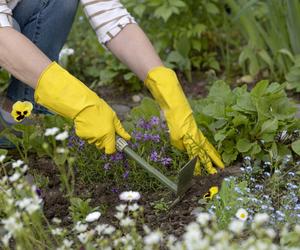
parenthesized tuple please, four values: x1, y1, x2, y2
(6, 0, 79, 113)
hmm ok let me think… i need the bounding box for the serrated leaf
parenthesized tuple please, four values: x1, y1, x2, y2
(291, 139, 300, 155)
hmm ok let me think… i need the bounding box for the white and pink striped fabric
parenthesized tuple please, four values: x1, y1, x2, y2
(0, 0, 136, 46)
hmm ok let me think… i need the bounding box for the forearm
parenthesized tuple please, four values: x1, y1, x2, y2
(106, 24, 163, 81)
(0, 27, 51, 89)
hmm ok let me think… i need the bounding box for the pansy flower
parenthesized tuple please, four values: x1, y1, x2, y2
(203, 186, 219, 200)
(11, 101, 33, 122)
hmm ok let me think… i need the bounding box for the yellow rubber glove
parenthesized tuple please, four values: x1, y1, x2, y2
(145, 66, 224, 175)
(34, 62, 131, 154)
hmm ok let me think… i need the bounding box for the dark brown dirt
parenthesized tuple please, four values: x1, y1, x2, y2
(29, 155, 242, 236)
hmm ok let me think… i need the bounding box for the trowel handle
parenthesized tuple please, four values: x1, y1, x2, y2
(116, 138, 177, 193)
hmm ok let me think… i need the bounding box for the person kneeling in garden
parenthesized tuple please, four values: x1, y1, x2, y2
(0, 0, 224, 175)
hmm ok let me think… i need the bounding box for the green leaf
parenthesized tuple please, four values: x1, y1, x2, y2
(208, 81, 233, 105)
(130, 97, 160, 120)
(232, 115, 249, 126)
(291, 139, 300, 155)
(202, 103, 225, 119)
(251, 80, 269, 97)
(260, 119, 278, 134)
(222, 151, 238, 165)
(205, 2, 219, 14)
(133, 5, 146, 17)
(237, 138, 252, 153)
(0, 149, 8, 156)
(175, 36, 191, 57)
(249, 142, 261, 155)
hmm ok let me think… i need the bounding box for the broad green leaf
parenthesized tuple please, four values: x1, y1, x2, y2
(251, 80, 269, 97)
(232, 115, 249, 126)
(291, 139, 300, 155)
(130, 97, 160, 120)
(222, 151, 238, 165)
(214, 130, 226, 142)
(260, 119, 278, 134)
(237, 138, 252, 153)
(202, 102, 225, 119)
(133, 5, 146, 17)
(206, 2, 219, 14)
(0, 149, 8, 156)
(208, 81, 233, 105)
(249, 142, 261, 155)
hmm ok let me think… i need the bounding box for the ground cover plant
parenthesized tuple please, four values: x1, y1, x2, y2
(0, 79, 299, 249)
(1, 1, 300, 249)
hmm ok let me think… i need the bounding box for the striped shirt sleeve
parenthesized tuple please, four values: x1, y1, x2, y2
(0, 0, 13, 28)
(80, 0, 136, 46)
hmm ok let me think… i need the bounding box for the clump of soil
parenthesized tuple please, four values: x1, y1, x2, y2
(29, 156, 241, 235)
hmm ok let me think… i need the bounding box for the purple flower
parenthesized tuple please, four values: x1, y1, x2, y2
(110, 152, 123, 162)
(161, 157, 172, 166)
(133, 131, 143, 141)
(137, 119, 151, 130)
(143, 133, 152, 141)
(103, 163, 111, 171)
(150, 134, 160, 143)
(123, 170, 129, 179)
(150, 151, 159, 162)
(150, 116, 160, 126)
(111, 187, 119, 193)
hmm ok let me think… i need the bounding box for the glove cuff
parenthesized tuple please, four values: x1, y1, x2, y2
(144, 66, 192, 112)
(35, 62, 99, 119)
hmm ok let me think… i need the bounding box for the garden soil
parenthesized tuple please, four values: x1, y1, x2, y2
(29, 156, 242, 236)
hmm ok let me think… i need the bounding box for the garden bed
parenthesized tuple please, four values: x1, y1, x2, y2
(29, 155, 242, 236)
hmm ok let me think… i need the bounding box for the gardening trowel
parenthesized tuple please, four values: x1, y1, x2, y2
(116, 138, 196, 196)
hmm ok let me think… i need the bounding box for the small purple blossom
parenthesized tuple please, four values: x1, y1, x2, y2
(150, 151, 159, 162)
(160, 157, 172, 166)
(133, 131, 143, 141)
(110, 152, 123, 162)
(103, 163, 111, 171)
(137, 119, 151, 130)
(123, 170, 129, 179)
(150, 134, 160, 143)
(150, 116, 160, 126)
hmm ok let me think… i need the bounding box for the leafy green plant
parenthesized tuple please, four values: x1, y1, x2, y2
(151, 198, 171, 214)
(0, 124, 39, 163)
(226, 0, 300, 90)
(210, 178, 249, 228)
(66, 1, 226, 90)
(191, 80, 299, 165)
(69, 197, 98, 222)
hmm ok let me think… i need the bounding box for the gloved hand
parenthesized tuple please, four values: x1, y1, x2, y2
(144, 66, 224, 175)
(35, 62, 130, 154)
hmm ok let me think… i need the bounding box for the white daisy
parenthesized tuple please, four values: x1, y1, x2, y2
(253, 213, 269, 225)
(55, 131, 69, 141)
(12, 160, 24, 168)
(0, 155, 6, 163)
(235, 208, 248, 221)
(9, 172, 21, 182)
(119, 191, 141, 202)
(85, 211, 101, 223)
(144, 231, 162, 245)
(44, 127, 60, 136)
(229, 219, 244, 234)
